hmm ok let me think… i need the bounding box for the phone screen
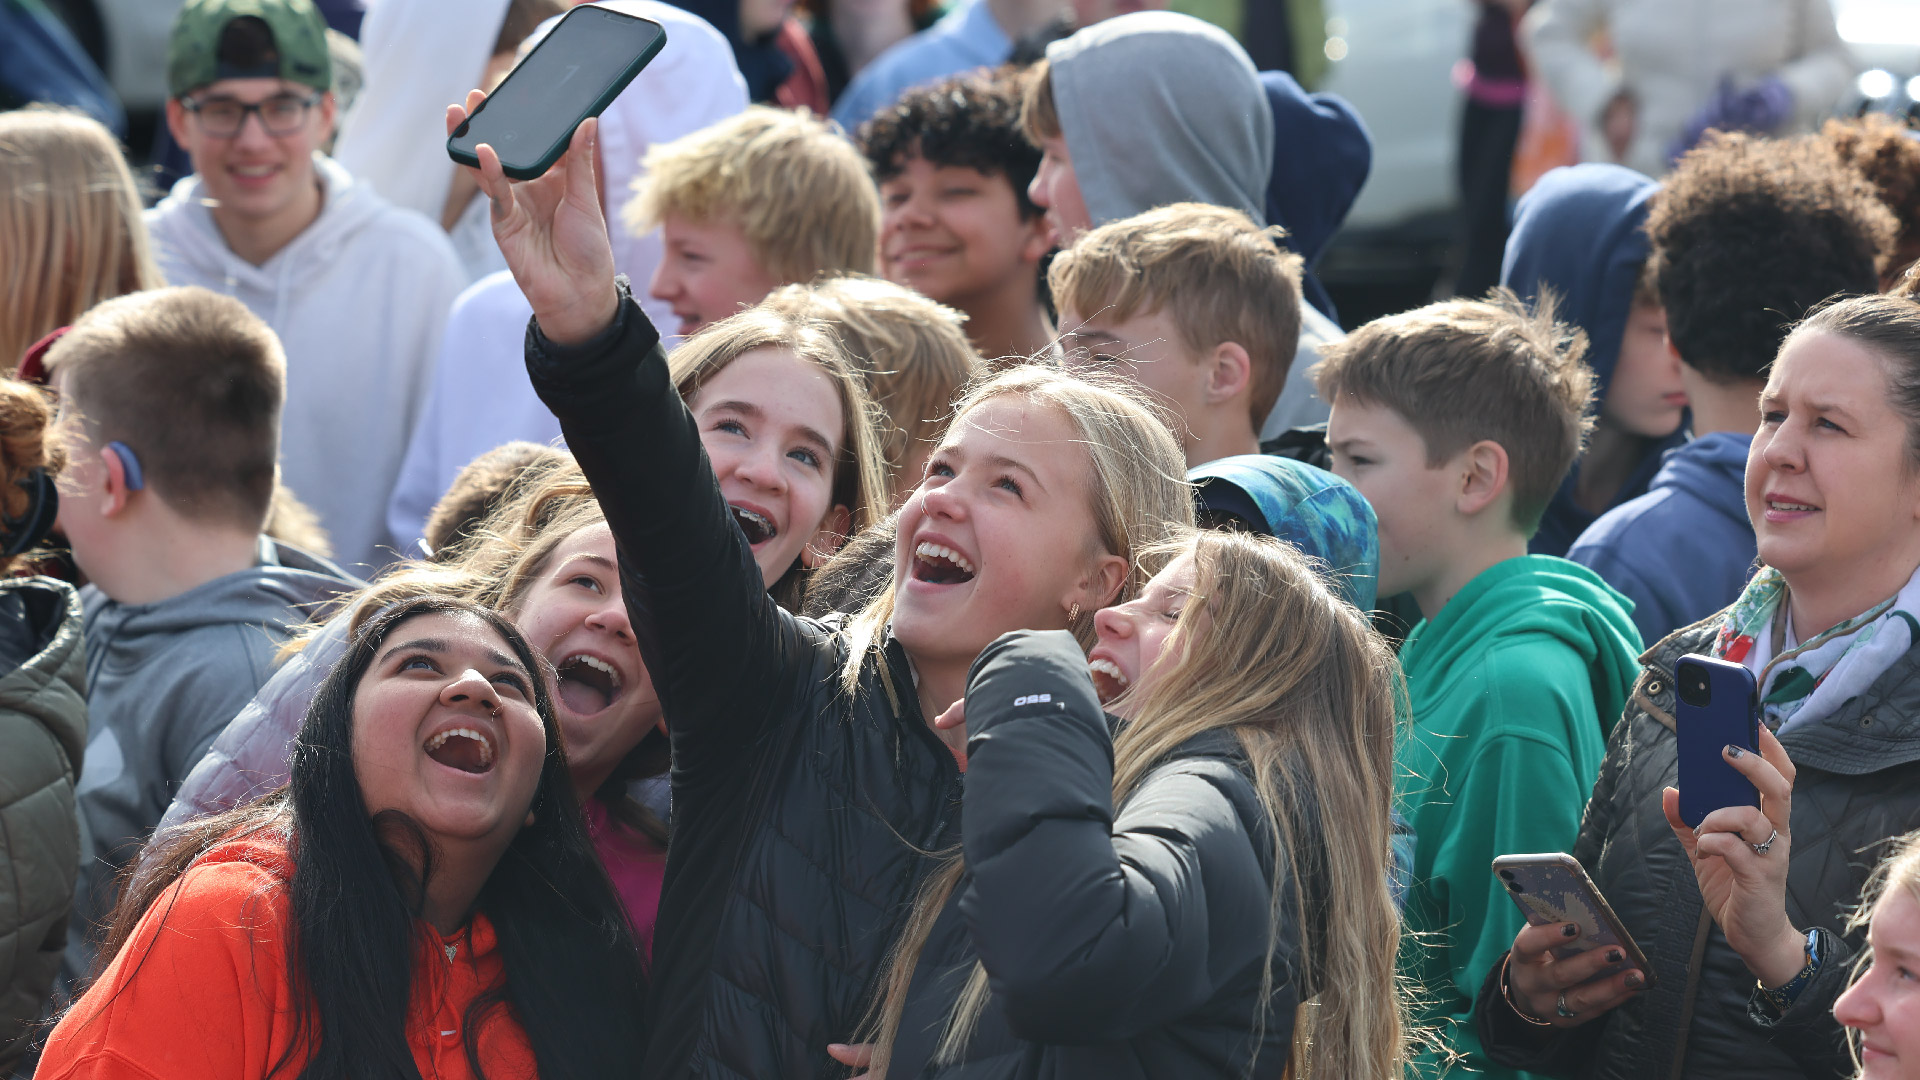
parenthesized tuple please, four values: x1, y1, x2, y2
(448, 6, 665, 178)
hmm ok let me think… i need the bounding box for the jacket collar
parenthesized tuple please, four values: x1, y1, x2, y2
(1632, 611, 1920, 776)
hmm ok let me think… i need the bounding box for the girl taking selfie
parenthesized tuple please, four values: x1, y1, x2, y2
(457, 101, 1192, 1078)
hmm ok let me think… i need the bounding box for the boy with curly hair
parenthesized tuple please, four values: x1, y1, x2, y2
(1567, 132, 1895, 644)
(1317, 292, 1643, 1079)
(858, 70, 1053, 363)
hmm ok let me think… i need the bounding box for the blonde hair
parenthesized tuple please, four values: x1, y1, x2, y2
(0, 106, 164, 369)
(762, 277, 983, 491)
(866, 529, 1408, 1078)
(625, 106, 881, 282)
(669, 305, 892, 608)
(837, 364, 1192, 697)
(1312, 289, 1596, 535)
(1051, 202, 1306, 430)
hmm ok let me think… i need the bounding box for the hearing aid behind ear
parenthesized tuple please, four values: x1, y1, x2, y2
(105, 441, 144, 491)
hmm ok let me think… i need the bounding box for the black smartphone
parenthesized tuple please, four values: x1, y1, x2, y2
(447, 5, 667, 180)
(1492, 853, 1654, 985)
(1674, 653, 1761, 828)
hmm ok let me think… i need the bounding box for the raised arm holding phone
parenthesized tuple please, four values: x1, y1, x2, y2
(1477, 293, 1920, 1079)
(454, 87, 1195, 1079)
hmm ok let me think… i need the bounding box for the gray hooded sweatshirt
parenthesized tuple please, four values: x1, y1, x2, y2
(1045, 12, 1338, 433)
(63, 539, 354, 981)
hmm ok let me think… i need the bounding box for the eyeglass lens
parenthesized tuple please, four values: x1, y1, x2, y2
(191, 95, 315, 136)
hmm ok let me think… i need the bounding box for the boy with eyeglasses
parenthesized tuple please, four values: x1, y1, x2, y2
(147, 0, 466, 570)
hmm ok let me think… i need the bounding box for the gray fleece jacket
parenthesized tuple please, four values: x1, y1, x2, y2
(63, 539, 354, 981)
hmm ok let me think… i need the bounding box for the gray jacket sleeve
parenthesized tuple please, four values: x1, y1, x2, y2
(157, 618, 350, 834)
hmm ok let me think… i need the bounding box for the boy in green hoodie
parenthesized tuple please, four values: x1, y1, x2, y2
(1316, 292, 1643, 1079)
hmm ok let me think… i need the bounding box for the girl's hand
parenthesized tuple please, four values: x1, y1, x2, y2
(446, 90, 619, 345)
(827, 1042, 874, 1078)
(1661, 726, 1805, 987)
(932, 699, 966, 771)
(1504, 920, 1647, 1027)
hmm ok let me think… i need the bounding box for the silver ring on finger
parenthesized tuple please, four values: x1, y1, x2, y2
(1556, 992, 1578, 1019)
(1750, 828, 1779, 855)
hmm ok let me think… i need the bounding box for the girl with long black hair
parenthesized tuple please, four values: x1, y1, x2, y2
(37, 596, 646, 1079)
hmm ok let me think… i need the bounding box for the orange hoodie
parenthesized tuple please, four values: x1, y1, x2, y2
(38, 835, 538, 1080)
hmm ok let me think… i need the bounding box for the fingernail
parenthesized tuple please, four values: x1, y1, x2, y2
(1607, 949, 1623, 964)
(1725, 744, 1745, 758)
(1562, 923, 1580, 937)
(1625, 972, 1645, 989)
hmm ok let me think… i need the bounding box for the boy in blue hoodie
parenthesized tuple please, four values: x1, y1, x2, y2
(1316, 292, 1643, 1079)
(1502, 164, 1687, 558)
(46, 287, 354, 982)
(1564, 133, 1895, 645)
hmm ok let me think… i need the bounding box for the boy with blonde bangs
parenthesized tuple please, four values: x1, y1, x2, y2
(46, 286, 354, 981)
(1052, 202, 1303, 469)
(626, 106, 881, 337)
(763, 277, 982, 503)
(1314, 292, 1642, 1080)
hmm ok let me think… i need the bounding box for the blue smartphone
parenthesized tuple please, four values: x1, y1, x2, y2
(1674, 654, 1760, 828)
(447, 6, 667, 180)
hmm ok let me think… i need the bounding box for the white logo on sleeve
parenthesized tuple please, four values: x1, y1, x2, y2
(1012, 693, 1052, 707)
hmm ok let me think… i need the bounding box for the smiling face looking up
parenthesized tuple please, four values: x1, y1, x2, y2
(688, 347, 853, 585)
(1089, 552, 1200, 714)
(349, 610, 548, 853)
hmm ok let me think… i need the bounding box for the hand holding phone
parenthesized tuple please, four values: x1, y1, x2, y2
(1661, 724, 1805, 989)
(448, 94, 618, 348)
(1495, 854, 1651, 1026)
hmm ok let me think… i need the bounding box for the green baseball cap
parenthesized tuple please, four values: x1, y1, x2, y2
(167, 0, 332, 98)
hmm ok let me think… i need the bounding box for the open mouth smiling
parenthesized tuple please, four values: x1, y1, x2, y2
(556, 653, 622, 716)
(731, 504, 777, 546)
(913, 541, 976, 584)
(424, 726, 496, 774)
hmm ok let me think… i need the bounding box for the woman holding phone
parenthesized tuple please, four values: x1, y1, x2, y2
(1476, 290, 1920, 1078)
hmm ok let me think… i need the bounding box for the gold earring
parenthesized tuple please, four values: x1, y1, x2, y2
(1067, 602, 1081, 623)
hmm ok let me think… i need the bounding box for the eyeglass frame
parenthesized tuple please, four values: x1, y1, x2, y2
(178, 89, 326, 138)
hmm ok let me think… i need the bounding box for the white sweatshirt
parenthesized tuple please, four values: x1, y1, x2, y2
(145, 155, 467, 571)
(385, 0, 749, 550)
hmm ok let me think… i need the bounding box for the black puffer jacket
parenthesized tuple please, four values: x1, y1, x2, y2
(886, 630, 1302, 1080)
(525, 287, 963, 1080)
(1475, 615, 1920, 1080)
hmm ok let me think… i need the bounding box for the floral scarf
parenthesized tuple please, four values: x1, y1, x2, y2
(1713, 565, 1920, 733)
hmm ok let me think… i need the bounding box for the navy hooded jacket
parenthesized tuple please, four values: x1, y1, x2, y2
(1568, 431, 1756, 647)
(1262, 71, 1371, 328)
(1502, 164, 1684, 557)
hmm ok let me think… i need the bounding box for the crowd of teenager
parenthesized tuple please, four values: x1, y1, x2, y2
(5, 0, 1920, 1077)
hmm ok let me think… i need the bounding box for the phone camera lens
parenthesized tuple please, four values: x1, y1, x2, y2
(1678, 669, 1712, 708)
(1507, 880, 1524, 893)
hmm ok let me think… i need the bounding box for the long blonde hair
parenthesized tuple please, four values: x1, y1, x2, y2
(866, 530, 1408, 1080)
(838, 364, 1193, 697)
(0, 106, 163, 368)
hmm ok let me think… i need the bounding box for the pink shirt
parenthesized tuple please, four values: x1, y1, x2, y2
(584, 797, 668, 959)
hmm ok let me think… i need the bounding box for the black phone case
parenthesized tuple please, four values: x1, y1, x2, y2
(447, 6, 667, 180)
(1675, 653, 1761, 828)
